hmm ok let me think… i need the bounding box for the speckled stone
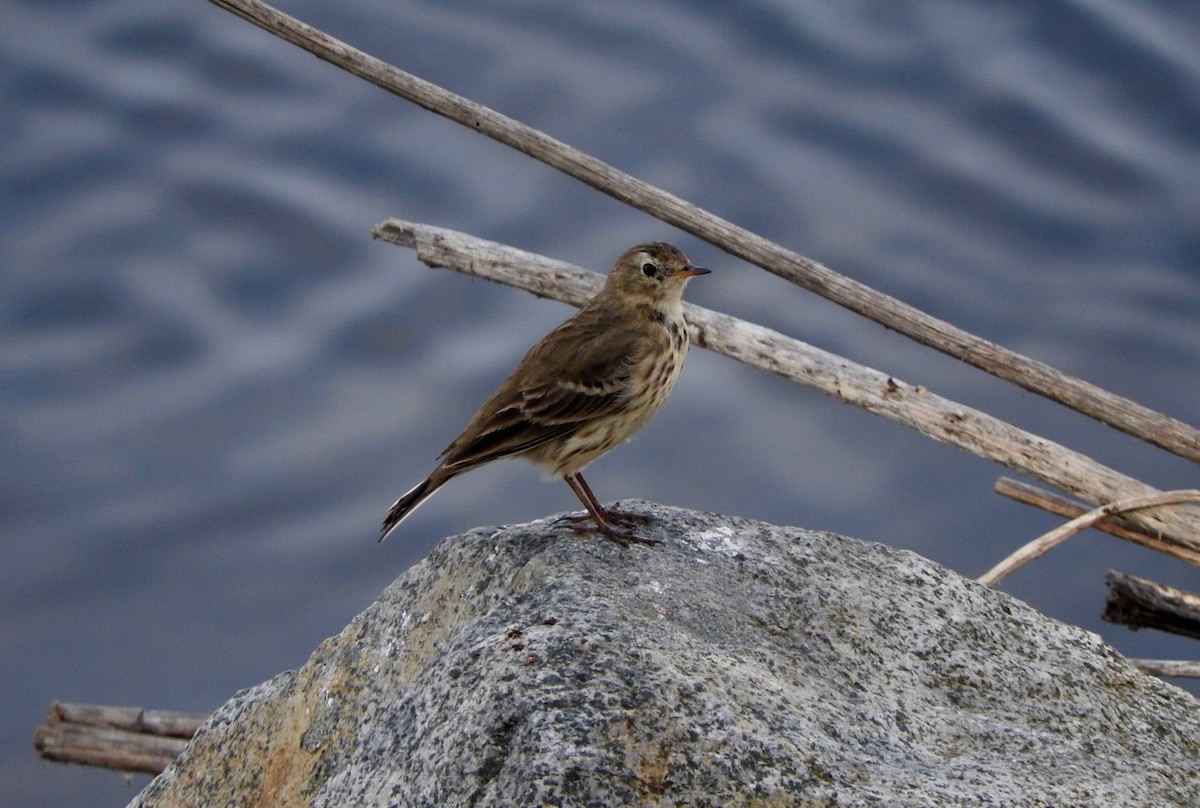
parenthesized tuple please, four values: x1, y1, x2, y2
(129, 502, 1200, 807)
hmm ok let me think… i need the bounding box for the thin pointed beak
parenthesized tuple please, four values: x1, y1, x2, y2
(670, 264, 711, 278)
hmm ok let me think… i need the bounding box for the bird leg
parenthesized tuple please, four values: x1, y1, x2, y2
(560, 473, 658, 546)
(571, 474, 655, 526)
(573, 474, 654, 527)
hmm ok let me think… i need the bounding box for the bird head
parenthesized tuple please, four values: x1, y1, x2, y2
(606, 242, 710, 304)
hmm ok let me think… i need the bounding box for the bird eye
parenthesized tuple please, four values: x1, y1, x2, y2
(641, 262, 657, 277)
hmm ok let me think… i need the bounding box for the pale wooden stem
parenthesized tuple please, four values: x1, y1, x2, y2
(207, 0, 1200, 465)
(977, 491, 1200, 587)
(34, 702, 208, 775)
(994, 477, 1200, 566)
(35, 723, 187, 776)
(374, 219, 1200, 555)
(1128, 659, 1200, 678)
(48, 701, 208, 738)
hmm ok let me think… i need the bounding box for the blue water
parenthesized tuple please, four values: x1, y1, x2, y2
(3, 2, 1198, 804)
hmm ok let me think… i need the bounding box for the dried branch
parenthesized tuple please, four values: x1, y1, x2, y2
(35, 723, 185, 776)
(206, 0, 1200, 465)
(978, 491, 1200, 586)
(1128, 659, 1200, 678)
(34, 702, 208, 775)
(1104, 570, 1200, 640)
(374, 220, 1200, 555)
(994, 477, 1200, 566)
(47, 701, 208, 738)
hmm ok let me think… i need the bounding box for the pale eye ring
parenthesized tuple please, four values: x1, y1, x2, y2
(641, 262, 656, 276)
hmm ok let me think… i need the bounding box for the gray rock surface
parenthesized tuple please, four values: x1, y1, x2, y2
(130, 502, 1200, 807)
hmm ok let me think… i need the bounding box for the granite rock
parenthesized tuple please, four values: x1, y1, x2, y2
(129, 502, 1200, 807)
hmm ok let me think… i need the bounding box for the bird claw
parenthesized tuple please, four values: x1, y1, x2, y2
(555, 512, 660, 547)
(556, 508, 653, 527)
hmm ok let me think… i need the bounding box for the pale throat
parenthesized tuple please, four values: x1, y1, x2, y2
(643, 291, 686, 324)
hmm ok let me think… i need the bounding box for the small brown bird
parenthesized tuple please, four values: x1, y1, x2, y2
(380, 242, 709, 545)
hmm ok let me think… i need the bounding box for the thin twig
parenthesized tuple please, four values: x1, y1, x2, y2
(994, 477, 1200, 566)
(978, 491, 1200, 586)
(206, 0, 1200, 465)
(374, 220, 1200, 554)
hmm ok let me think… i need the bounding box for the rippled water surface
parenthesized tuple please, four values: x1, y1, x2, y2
(4, 2, 1198, 804)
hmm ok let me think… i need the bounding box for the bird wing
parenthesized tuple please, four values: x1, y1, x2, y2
(515, 317, 645, 423)
(439, 317, 645, 471)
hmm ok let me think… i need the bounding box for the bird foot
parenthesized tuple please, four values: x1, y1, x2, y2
(555, 511, 659, 547)
(557, 507, 653, 527)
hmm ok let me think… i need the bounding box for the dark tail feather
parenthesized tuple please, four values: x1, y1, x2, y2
(379, 475, 444, 542)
